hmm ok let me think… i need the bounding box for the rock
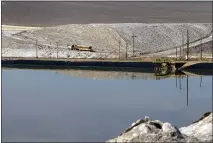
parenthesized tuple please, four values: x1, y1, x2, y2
(180, 112, 212, 142)
(131, 122, 136, 127)
(120, 119, 145, 136)
(132, 133, 138, 137)
(136, 119, 144, 124)
(150, 121, 162, 129)
(154, 120, 164, 126)
(144, 116, 152, 122)
(193, 111, 212, 123)
(106, 112, 212, 142)
(162, 122, 178, 133)
(138, 124, 151, 134)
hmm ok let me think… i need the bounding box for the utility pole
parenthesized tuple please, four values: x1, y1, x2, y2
(35, 39, 38, 58)
(176, 46, 177, 61)
(180, 32, 184, 60)
(126, 42, 128, 60)
(118, 39, 121, 59)
(186, 29, 189, 61)
(211, 29, 213, 63)
(56, 42, 59, 59)
(212, 33, 213, 63)
(132, 32, 137, 57)
(200, 39, 203, 60)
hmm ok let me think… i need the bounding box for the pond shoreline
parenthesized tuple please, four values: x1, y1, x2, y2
(2, 58, 213, 72)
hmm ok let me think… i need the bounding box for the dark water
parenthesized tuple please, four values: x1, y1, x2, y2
(2, 69, 212, 142)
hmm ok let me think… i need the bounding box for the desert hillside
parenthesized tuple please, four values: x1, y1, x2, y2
(2, 23, 212, 59)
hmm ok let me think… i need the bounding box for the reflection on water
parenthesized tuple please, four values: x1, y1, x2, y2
(55, 69, 156, 80)
(2, 68, 212, 142)
(175, 75, 207, 106)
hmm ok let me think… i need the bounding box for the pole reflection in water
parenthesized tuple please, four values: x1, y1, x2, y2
(179, 75, 182, 90)
(186, 75, 189, 106)
(132, 72, 205, 107)
(176, 75, 206, 106)
(131, 73, 136, 80)
(200, 76, 203, 87)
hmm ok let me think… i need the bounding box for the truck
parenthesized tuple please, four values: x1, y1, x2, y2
(68, 44, 95, 52)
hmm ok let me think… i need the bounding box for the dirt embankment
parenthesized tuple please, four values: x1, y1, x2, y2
(2, 23, 212, 59)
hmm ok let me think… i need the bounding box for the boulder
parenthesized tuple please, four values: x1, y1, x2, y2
(107, 112, 212, 142)
(180, 112, 212, 142)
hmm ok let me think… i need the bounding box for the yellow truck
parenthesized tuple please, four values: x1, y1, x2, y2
(68, 44, 95, 52)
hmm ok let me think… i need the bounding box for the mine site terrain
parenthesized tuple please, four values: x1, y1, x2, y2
(2, 23, 212, 60)
(1, 2, 213, 143)
(2, 1, 212, 60)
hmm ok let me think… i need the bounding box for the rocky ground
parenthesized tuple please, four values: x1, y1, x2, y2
(167, 39, 212, 58)
(107, 112, 212, 142)
(146, 32, 212, 59)
(183, 41, 212, 55)
(2, 23, 212, 59)
(2, 34, 118, 59)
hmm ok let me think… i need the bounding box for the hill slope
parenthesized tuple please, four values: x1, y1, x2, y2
(13, 23, 212, 55)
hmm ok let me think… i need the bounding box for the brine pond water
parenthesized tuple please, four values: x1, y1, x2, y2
(2, 68, 212, 142)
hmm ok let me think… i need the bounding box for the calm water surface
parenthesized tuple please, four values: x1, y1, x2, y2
(2, 69, 212, 142)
